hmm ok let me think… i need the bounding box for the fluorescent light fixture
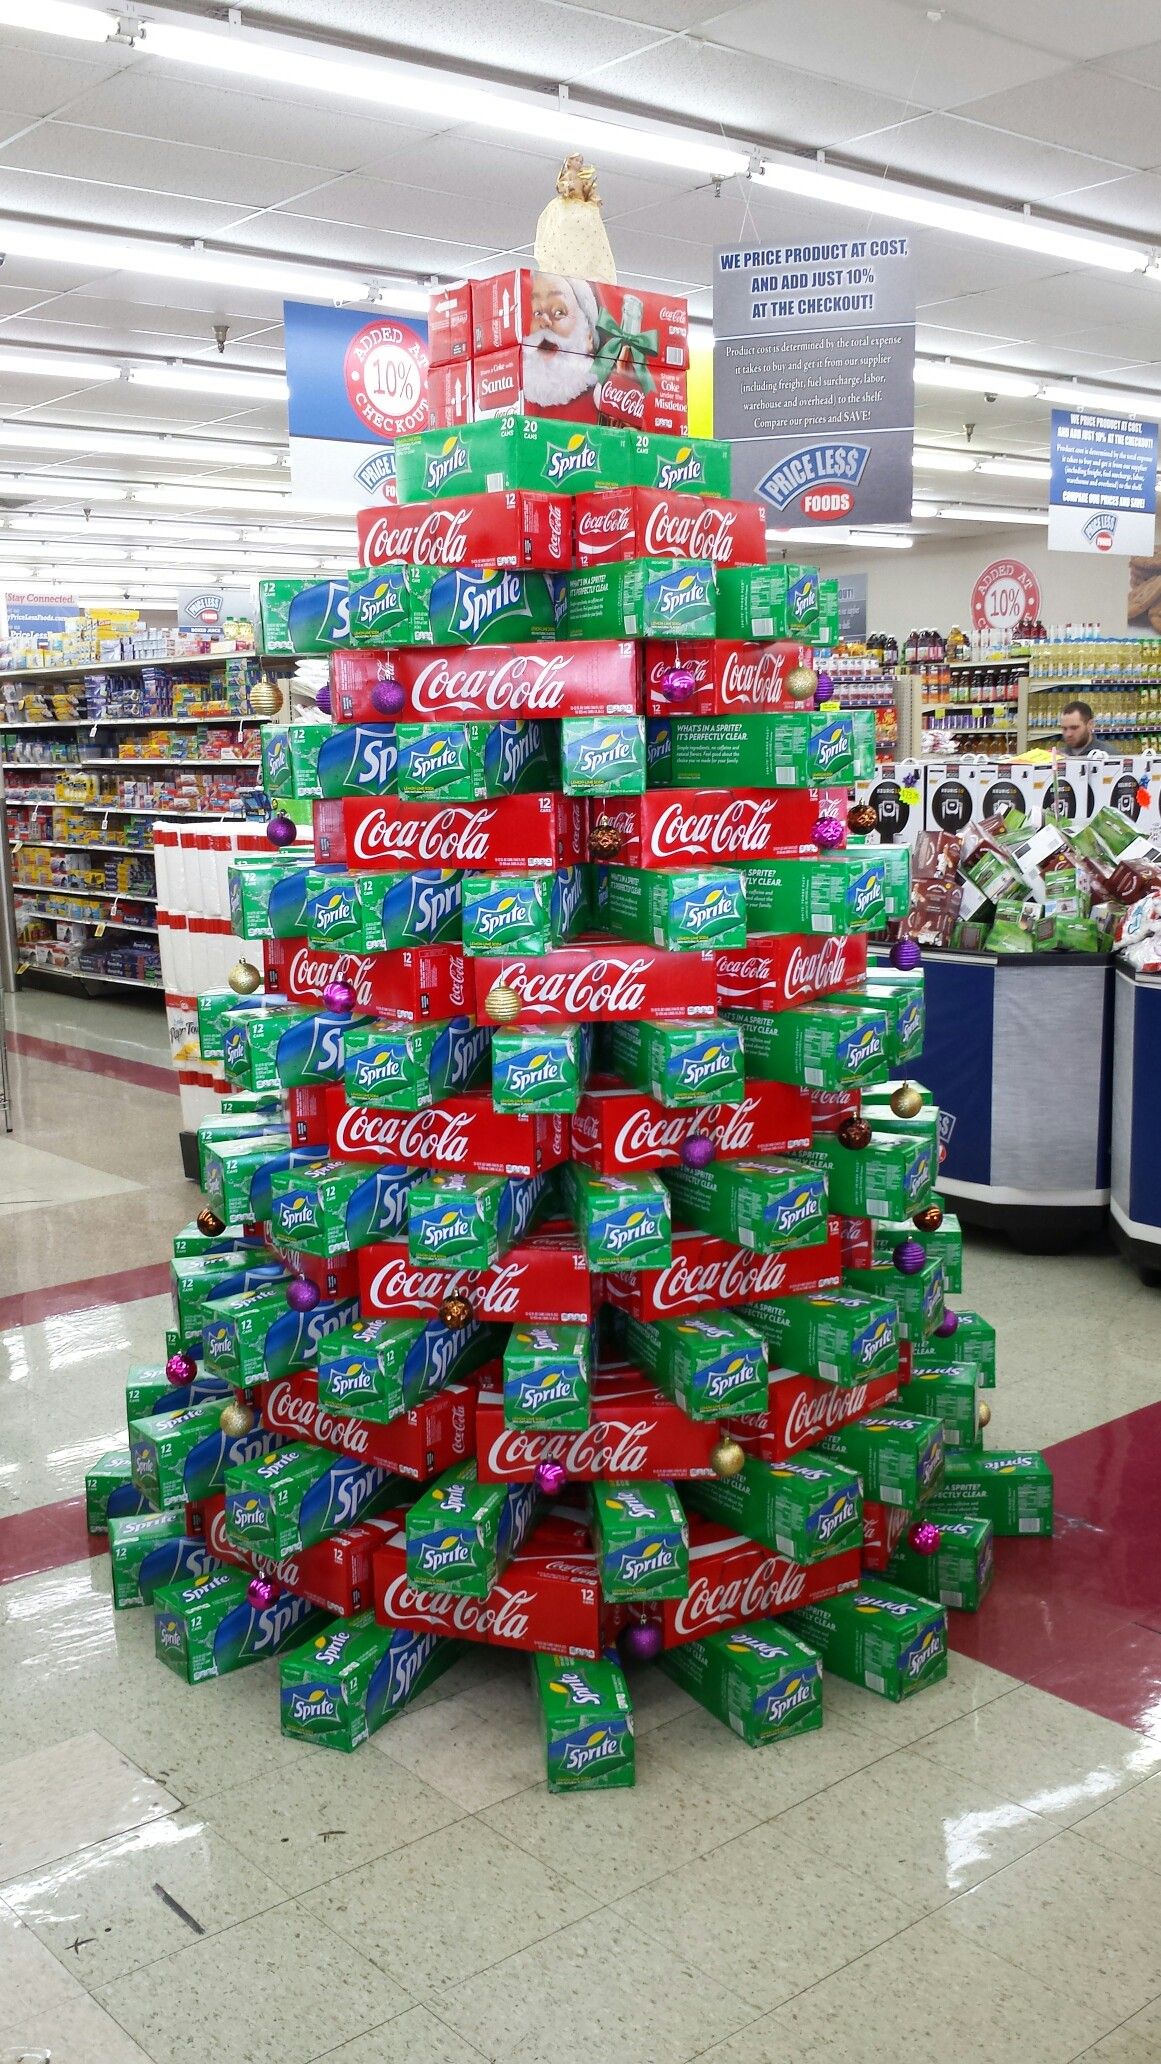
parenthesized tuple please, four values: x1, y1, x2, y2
(752, 158, 1148, 273)
(935, 504, 1046, 525)
(766, 526, 913, 550)
(915, 358, 1040, 400)
(0, 474, 128, 501)
(1041, 381, 1161, 421)
(132, 484, 294, 508)
(0, 423, 284, 466)
(913, 449, 978, 473)
(0, 216, 421, 307)
(0, 0, 113, 38)
(0, 346, 121, 384)
(977, 457, 1050, 480)
(127, 365, 290, 400)
(911, 500, 940, 516)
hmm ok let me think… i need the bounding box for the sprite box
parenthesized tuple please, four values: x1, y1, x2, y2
(108, 1509, 193, 1610)
(349, 564, 559, 647)
(663, 1157, 828, 1254)
(744, 1290, 899, 1386)
(726, 1002, 890, 1091)
(343, 1018, 490, 1111)
(268, 1160, 419, 1257)
(597, 865, 746, 951)
(926, 1450, 1052, 1535)
(921, 1213, 962, 1294)
(137, 1531, 221, 1606)
(130, 1400, 228, 1510)
(229, 857, 307, 939)
(816, 576, 840, 648)
(304, 868, 462, 952)
(562, 1164, 671, 1272)
(685, 1452, 862, 1565)
(85, 1448, 141, 1533)
(618, 1309, 768, 1419)
(897, 1364, 980, 1448)
(461, 866, 589, 956)
(195, 992, 269, 1064)
(798, 1131, 935, 1220)
(317, 1314, 500, 1422)
(502, 1322, 591, 1430)
(259, 577, 350, 657)
(912, 1309, 996, 1389)
(658, 1622, 823, 1747)
(224, 1444, 394, 1558)
(492, 1025, 583, 1114)
(562, 558, 716, 641)
(663, 709, 876, 789)
(856, 842, 911, 919)
(280, 1614, 459, 1749)
(125, 1366, 173, 1428)
(394, 718, 558, 800)
(716, 563, 819, 641)
(221, 1005, 359, 1094)
(406, 1462, 539, 1597)
(406, 1171, 507, 1268)
(315, 724, 398, 800)
(743, 855, 886, 936)
(560, 716, 646, 795)
(171, 1254, 287, 1346)
(822, 1408, 945, 1507)
(534, 1653, 636, 1793)
(266, 864, 323, 941)
(395, 416, 631, 502)
(888, 1517, 994, 1612)
(838, 974, 925, 1068)
(593, 1480, 689, 1601)
(154, 1568, 329, 1685)
(202, 1284, 359, 1386)
(785, 1578, 948, 1701)
(258, 725, 323, 802)
(846, 1258, 945, 1343)
(627, 430, 732, 497)
(214, 1099, 285, 1125)
(609, 1016, 745, 1110)
(201, 1139, 325, 1225)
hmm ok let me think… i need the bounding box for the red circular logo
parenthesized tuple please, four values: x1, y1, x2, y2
(344, 320, 428, 439)
(970, 558, 1041, 634)
(801, 487, 854, 521)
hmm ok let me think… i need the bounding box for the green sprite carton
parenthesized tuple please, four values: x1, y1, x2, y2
(798, 1130, 935, 1220)
(662, 709, 876, 789)
(912, 1309, 996, 1389)
(821, 1407, 945, 1507)
(154, 1568, 329, 1685)
(343, 1019, 490, 1111)
(229, 856, 309, 939)
(224, 1444, 394, 1558)
(195, 993, 271, 1065)
(658, 1621, 823, 1746)
(816, 577, 841, 649)
(350, 565, 560, 648)
(124, 1367, 172, 1429)
(924, 1213, 963, 1294)
(662, 1157, 828, 1254)
(597, 864, 746, 950)
(627, 430, 732, 497)
(215, 1097, 286, 1123)
(533, 1653, 635, 1792)
(108, 1509, 190, 1610)
(593, 1480, 689, 1601)
(617, 1309, 768, 1419)
(888, 1517, 994, 1612)
(725, 1001, 890, 1091)
(743, 1290, 899, 1387)
(317, 1314, 500, 1422)
(784, 1578, 948, 1701)
(897, 1364, 980, 1449)
(268, 1160, 420, 1258)
(503, 1322, 591, 1430)
(561, 1164, 672, 1272)
(395, 416, 631, 502)
(394, 717, 558, 798)
(856, 843, 911, 918)
(202, 1281, 359, 1386)
(266, 864, 326, 941)
(199, 1136, 321, 1224)
(926, 1450, 1052, 1536)
(560, 715, 646, 795)
(716, 563, 819, 641)
(562, 558, 716, 641)
(684, 1452, 862, 1565)
(170, 1253, 288, 1349)
(221, 1004, 364, 1094)
(130, 1399, 229, 1510)
(460, 866, 589, 956)
(406, 1462, 539, 1598)
(304, 868, 462, 952)
(258, 725, 323, 802)
(609, 1017, 745, 1109)
(846, 1258, 945, 1343)
(492, 1025, 583, 1115)
(742, 855, 886, 936)
(170, 1215, 264, 1258)
(259, 577, 351, 657)
(407, 1172, 505, 1268)
(839, 974, 925, 1068)
(279, 1613, 459, 1749)
(85, 1448, 142, 1533)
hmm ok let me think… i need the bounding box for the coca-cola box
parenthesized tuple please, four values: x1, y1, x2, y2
(469, 945, 717, 1026)
(645, 641, 806, 717)
(472, 348, 688, 437)
(190, 1493, 391, 1616)
(659, 1515, 860, 1647)
(475, 1368, 724, 1484)
(571, 1080, 812, 1174)
(715, 932, 868, 1012)
(373, 1517, 610, 1659)
(265, 936, 468, 1022)
(574, 490, 765, 569)
(727, 1368, 902, 1463)
(358, 1227, 591, 1324)
(424, 358, 473, 429)
(596, 789, 843, 866)
(325, 1088, 571, 1178)
(605, 1220, 844, 1319)
(356, 492, 571, 572)
(862, 1500, 911, 1571)
(255, 1371, 476, 1480)
(314, 793, 586, 873)
(471, 272, 689, 368)
(330, 642, 641, 725)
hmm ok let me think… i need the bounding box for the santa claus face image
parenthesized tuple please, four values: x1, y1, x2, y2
(523, 271, 599, 408)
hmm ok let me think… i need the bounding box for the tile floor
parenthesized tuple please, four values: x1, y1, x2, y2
(2, 989, 1161, 2064)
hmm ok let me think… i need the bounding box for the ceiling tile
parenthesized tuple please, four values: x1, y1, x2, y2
(1099, 39, 1161, 90)
(574, 34, 916, 146)
(845, 110, 1127, 204)
(1042, 170, 1161, 233)
(956, 69, 1161, 169)
(285, 173, 538, 246)
(258, 210, 494, 277)
(225, 0, 663, 81)
(0, 123, 338, 212)
(708, 1, 1066, 105)
(0, 166, 248, 240)
(916, 0, 1161, 61)
(56, 68, 432, 167)
(0, 37, 134, 119)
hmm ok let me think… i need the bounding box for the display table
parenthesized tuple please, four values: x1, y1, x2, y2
(1110, 964, 1161, 1281)
(918, 949, 1114, 1250)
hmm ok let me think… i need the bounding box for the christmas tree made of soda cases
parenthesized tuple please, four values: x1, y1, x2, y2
(90, 251, 1054, 1789)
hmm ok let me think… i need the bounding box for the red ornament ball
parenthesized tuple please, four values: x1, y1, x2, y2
(913, 1202, 944, 1234)
(908, 1521, 942, 1557)
(535, 1459, 568, 1496)
(847, 803, 878, 835)
(590, 818, 624, 861)
(165, 1351, 197, 1384)
(837, 1116, 872, 1151)
(439, 1293, 473, 1330)
(196, 1208, 225, 1238)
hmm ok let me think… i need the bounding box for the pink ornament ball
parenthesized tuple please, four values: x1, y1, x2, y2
(620, 1620, 663, 1663)
(893, 1239, 926, 1275)
(813, 815, 846, 851)
(661, 665, 697, 704)
(370, 679, 405, 716)
(322, 980, 356, 1014)
(681, 1133, 715, 1169)
(908, 1521, 942, 1557)
(935, 1309, 960, 1338)
(535, 1459, 568, 1496)
(247, 1576, 280, 1609)
(316, 684, 332, 715)
(286, 1276, 321, 1312)
(165, 1351, 197, 1384)
(891, 939, 923, 972)
(266, 812, 297, 848)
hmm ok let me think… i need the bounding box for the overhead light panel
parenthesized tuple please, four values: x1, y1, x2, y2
(767, 526, 913, 550)
(977, 457, 1050, 480)
(935, 505, 1046, 525)
(913, 449, 978, 473)
(133, 483, 295, 508)
(0, 474, 129, 501)
(0, 216, 420, 307)
(127, 365, 290, 400)
(0, 0, 113, 39)
(915, 359, 1040, 400)
(1041, 381, 1161, 420)
(0, 346, 121, 383)
(0, 423, 284, 466)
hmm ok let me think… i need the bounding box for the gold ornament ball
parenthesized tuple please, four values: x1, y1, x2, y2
(484, 983, 521, 1025)
(228, 958, 263, 997)
(710, 1435, 747, 1480)
(978, 1401, 991, 1430)
(249, 677, 283, 719)
(785, 665, 819, 702)
(439, 1293, 473, 1330)
(219, 1399, 255, 1437)
(889, 1082, 925, 1120)
(196, 1207, 226, 1237)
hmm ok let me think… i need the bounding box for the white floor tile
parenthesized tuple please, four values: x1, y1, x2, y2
(0, 1731, 178, 1878)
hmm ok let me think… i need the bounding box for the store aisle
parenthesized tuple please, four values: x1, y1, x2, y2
(4, 1002, 1161, 2064)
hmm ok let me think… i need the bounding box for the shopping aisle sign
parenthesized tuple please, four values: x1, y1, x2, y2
(284, 300, 429, 514)
(712, 234, 915, 527)
(1049, 408, 1157, 556)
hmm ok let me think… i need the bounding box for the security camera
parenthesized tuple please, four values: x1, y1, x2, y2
(984, 392, 998, 403)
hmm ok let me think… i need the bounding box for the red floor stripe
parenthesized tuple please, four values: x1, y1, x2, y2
(7, 1029, 178, 1096)
(0, 1260, 172, 1333)
(0, 1496, 105, 1585)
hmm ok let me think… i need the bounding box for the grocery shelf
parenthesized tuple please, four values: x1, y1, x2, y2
(80, 803, 250, 816)
(12, 882, 156, 903)
(7, 839, 155, 856)
(0, 653, 256, 683)
(15, 963, 162, 991)
(0, 714, 254, 728)
(14, 902, 159, 932)
(78, 758, 260, 770)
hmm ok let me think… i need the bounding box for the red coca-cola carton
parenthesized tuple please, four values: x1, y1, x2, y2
(264, 1234, 359, 1305)
(571, 1079, 812, 1175)
(358, 1226, 591, 1324)
(595, 789, 841, 867)
(330, 641, 640, 724)
(645, 641, 806, 716)
(605, 1219, 844, 1320)
(472, 347, 688, 435)
(326, 1088, 570, 1178)
(265, 936, 468, 1022)
(427, 281, 472, 364)
(189, 1494, 390, 1616)
(715, 932, 867, 1013)
(810, 1088, 862, 1134)
(356, 492, 571, 572)
(373, 1519, 608, 1659)
(469, 944, 717, 1027)
(574, 488, 764, 568)
(255, 1371, 475, 1480)
(286, 1084, 330, 1148)
(659, 1515, 860, 1647)
(314, 793, 585, 874)
(471, 271, 689, 369)
(840, 1216, 875, 1270)
(475, 1367, 723, 1484)
(727, 1369, 902, 1464)
(425, 357, 473, 429)
(862, 1500, 911, 1571)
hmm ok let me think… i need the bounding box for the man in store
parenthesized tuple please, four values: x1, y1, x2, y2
(1059, 700, 1104, 757)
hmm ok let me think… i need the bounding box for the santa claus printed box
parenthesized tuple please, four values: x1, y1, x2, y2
(472, 271, 689, 366)
(471, 346, 688, 435)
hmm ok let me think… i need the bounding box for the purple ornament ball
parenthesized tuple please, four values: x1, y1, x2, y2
(908, 1521, 942, 1557)
(165, 1351, 196, 1384)
(891, 939, 923, 972)
(247, 1576, 280, 1609)
(322, 979, 356, 1014)
(286, 1276, 321, 1313)
(815, 671, 834, 700)
(370, 679, 405, 717)
(813, 815, 846, 851)
(893, 1238, 926, 1275)
(316, 684, 332, 716)
(534, 1459, 567, 1496)
(620, 1620, 663, 1663)
(661, 664, 697, 704)
(681, 1132, 715, 1169)
(266, 812, 297, 848)
(935, 1309, 959, 1338)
